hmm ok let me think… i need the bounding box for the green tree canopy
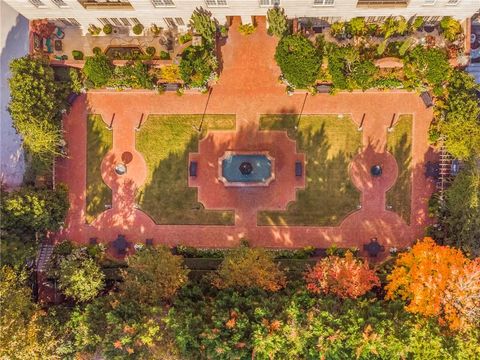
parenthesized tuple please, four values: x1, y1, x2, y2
(179, 45, 217, 87)
(83, 54, 114, 88)
(189, 8, 217, 45)
(8, 56, 66, 161)
(444, 164, 480, 257)
(1, 184, 69, 235)
(267, 7, 287, 37)
(57, 249, 105, 302)
(275, 34, 321, 88)
(438, 70, 480, 159)
(0, 266, 58, 359)
(121, 246, 189, 304)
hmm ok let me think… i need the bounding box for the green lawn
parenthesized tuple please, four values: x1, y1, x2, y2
(86, 115, 112, 224)
(136, 114, 235, 225)
(386, 114, 412, 224)
(258, 114, 362, 226)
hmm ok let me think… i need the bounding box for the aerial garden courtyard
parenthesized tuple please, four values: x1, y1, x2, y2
(56, 16, 436, 253)
(3, 9, 480, 359)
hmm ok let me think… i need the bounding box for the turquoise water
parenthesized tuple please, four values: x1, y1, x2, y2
(222, 154, 271, 183)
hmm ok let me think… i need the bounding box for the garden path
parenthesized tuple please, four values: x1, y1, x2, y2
(56, 16, 437, 254)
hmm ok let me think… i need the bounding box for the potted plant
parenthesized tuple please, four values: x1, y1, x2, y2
(88, 24, 101, 36)
(133, 23, 144, 35)
(103, 24, 113, 35)
(72, 50, 84, 60)
(146, 46, 156, 57)
(150, 24, 162, 37)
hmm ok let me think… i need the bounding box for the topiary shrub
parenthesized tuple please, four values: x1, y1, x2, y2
(238, 23, 256, 36)
(160, 50, 170, 60)
(267, 7, 287, 37)
(132, 23, 144, 35)
(150, 23, 162, 36)
(83, 54, 114, 88)
(103, 24, 112, 35)
(92, 46, 102, 55)
(72, 50, 84, 60)
(275, 34, 321, 88)
(145, 46, 156, 57)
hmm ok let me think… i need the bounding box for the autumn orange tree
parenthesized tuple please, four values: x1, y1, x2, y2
(304, 251, 380, 299)
(211, 246, 286, 291)
(385, 237, 479, 330)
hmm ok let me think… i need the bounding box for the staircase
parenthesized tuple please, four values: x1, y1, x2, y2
(36, 244, 54, 272)
(436, 145, 453, 194)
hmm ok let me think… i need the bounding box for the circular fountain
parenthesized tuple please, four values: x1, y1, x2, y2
(370, 165, 382, 177)
(115, 163, 127, 175)
(239, 161, 254, 175)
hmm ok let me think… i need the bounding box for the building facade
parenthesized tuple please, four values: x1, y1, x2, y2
(3, 0, 479, 33)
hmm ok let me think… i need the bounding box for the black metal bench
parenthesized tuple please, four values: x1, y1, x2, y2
(189, 161, 198, 177)
(164, 83, 180, 92)
(316, 84, 331, 94)
(295, 161, 303, 177)
(420, 91, 433, 108)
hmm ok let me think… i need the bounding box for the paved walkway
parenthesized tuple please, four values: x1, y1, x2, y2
(56, 17, 436, 253)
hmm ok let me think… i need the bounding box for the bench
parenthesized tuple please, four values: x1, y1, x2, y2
(189, 161, 198, 177)
(316, 84, 331, 94)
(420, 91, 433, 108)
(295, 161, 303, 177)
(164, 83, 180, 92)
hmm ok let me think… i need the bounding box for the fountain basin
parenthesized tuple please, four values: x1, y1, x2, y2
(219, 151, 275, 187)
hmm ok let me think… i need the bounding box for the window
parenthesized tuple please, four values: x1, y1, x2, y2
(164, 17, 176, 28)
(58, 18, 81, 26)
(151, 0, 175, 6)
(68, 18, 81, 26)
(78, 0, 133, 10)
(29, 0, 47, 7)
(98, 18, 111, 25)
(130, 18, 140, 25)
(205, 0, 228, 6)
(259, 0, 280, 6)
(51, 0, 68, 7)
(423, 0, 436, 4)
(357, 0, 408, 7)
(120, 18, 130, 26)
(314, 0, 335, 5)
(110, 18, 122, 26)
(175, 18, 185, 26)
(446, 0, 459, 4)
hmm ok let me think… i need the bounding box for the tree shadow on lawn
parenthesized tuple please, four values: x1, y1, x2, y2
(137, 134, 234, 225)
(86, 115, 112, 224)
(386, 116, 412, 225)
(259, 117, 361, 226)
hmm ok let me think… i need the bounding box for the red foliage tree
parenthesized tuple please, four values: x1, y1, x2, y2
(31, 19, 55, 38)
(305, 251, 380, 299)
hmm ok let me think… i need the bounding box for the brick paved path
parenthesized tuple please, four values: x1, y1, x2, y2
(56, 17, 437, 253)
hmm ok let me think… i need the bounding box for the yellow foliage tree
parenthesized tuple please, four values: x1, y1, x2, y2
(211, 246, 286, 292)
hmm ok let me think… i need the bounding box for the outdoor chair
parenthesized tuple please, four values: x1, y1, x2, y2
(295, 161, 303, 177)
(54, 27, 65, 39)
(44, 38, 53, 53)
(189, 161, 198, 177)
